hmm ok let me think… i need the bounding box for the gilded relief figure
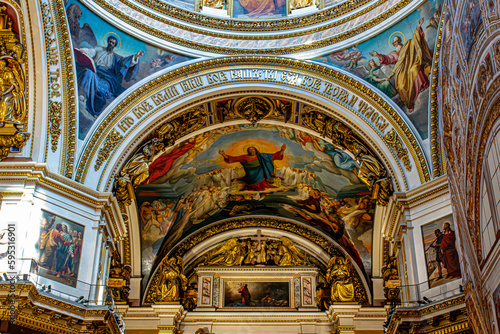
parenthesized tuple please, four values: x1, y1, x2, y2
(0, 58, 25, 125)
(290, 0, 315, 10)
(204, 236, 309, 266)
(326, 257, 355, 302)
(203, 0, 225, 9)
(156, 256, 188, 302)
(0, 7, 26, 127)
(206, 238, 246, 266)
(278, 237, 308, 266)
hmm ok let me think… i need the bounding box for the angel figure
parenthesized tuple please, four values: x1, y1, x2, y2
(205, 238, 246, 266)
(330, 47, 365, 70)
(277, 237, 308, 266)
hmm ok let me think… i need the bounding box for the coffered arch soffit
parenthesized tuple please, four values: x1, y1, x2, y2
(75, 57, 431, 192)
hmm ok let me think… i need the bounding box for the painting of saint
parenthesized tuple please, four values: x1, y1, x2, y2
(34, 210, 85, 287)
(313, 0, 444, 140)
(421, 215, 461, 288)
(369, 18, 432, 112)
(232, 0, 286, 18)
(76, 34, 144, 117)
(218, 144, 286, 191)
(66, 0, 192, 139)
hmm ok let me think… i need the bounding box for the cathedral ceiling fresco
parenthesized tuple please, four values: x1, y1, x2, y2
(40, 0, 446, 305)
(116, 98, 389, 290)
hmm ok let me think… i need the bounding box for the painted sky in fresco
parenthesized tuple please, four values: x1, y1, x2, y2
(313, 0, 443, 141)
(136, 125, 375, 289)
(66, 0, 193, 140)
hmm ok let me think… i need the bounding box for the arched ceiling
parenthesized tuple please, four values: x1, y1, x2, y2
(53, 0, 446, 302)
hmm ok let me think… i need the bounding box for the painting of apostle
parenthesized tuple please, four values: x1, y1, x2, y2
(35, 210, 85, 287)
(421, 215, 461, 288)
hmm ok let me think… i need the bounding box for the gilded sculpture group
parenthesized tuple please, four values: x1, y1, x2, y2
(204, 236, 309, 266)
(152, 236, 358, 305)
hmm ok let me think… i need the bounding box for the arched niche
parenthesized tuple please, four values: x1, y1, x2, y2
(75, 57, 431, 193)
(142, 217, 372, 307)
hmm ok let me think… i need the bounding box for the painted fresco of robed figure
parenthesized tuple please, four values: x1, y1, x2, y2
(369, 18, 433, 112)
(76, 35, 144, 117)
(218, 144, 286, 191)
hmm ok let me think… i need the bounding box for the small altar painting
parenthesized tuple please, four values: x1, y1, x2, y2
(34, 210, 85, 287)
(421, 214, 461, 288)
(224, 281, 289, 307)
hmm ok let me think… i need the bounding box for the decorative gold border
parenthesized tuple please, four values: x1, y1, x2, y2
(430, 4, 445, 177)
(75, 58, 429, 188)
(91, 0, 415, 55)
(52, 0, 77, 178)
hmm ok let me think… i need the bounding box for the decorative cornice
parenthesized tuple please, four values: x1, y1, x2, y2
(90, 0, 416, 55)
(131, 0, 370, 32)
(0, 163, 126, 240)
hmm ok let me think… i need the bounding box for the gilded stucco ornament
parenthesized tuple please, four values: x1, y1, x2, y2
(234, 96, 274, 124)
(382, 239, 400, 304)
(108, 249, 131, 304)
(49, 100, 62, 153)
(151, 256, 188, 303)
(383, 128, 412, 171)
(94, 129, 123, 171)
(0, 5, 28, 161)
(302, 107, 393, 206)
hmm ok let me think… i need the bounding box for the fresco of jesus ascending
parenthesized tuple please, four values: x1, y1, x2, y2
(218, 144, 286, 191)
